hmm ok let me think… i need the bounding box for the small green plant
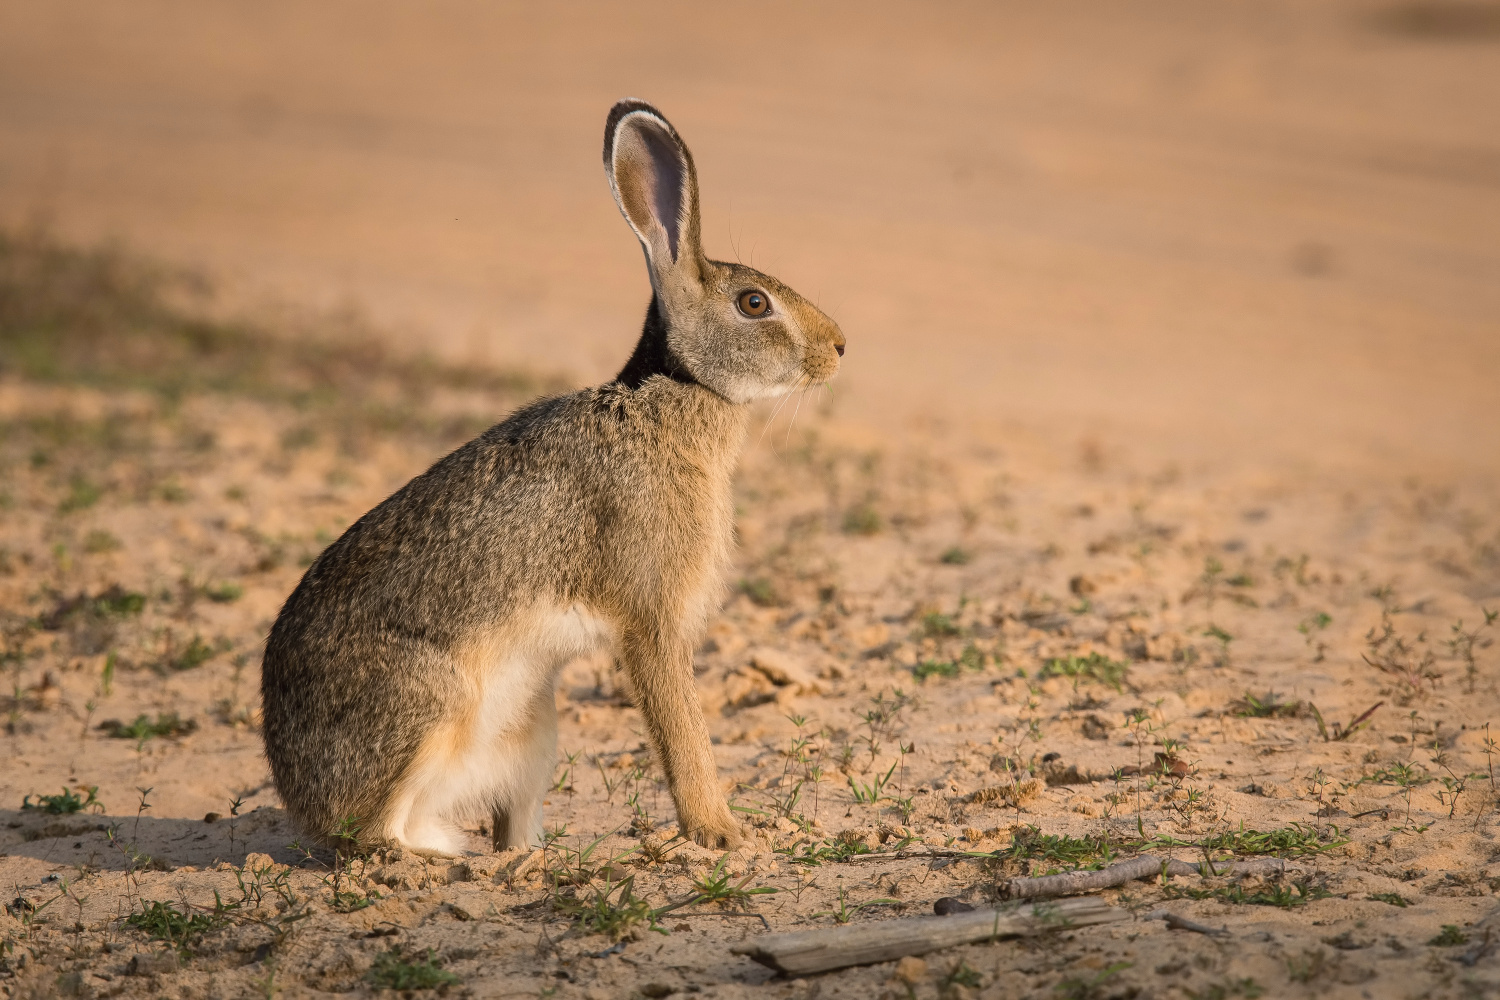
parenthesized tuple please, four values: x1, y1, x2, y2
(943, 959, 983, 989)
(99, 712, 197, 742)
(544, 828, 641, 889)
(842, 502, 882, 536)
(1369, 892, 1409, 907)
(1234, 692, 1301, 718)
(1054, 961, 1131, 1000)
(1363, 611, 1440, 703)
(124, 899, 224, 954)
(554, 750, 580, 794)
(1352, 760, 1427, 827)
(154, 479, 190, 503)
(58, 475, 102, 513)
(940, 546, 971, 565)
(739, 577, 779, 607)
(913, 658, 959, 680)
(83, 529, 122, 554)
(556, 875, 664, 941)
(1309, 701, 1382, 742)
(1298, 612, 1333, 661)
(1147, 823, 1339, 857)
(814, 885, 898, 924)
(1203, 624, 1233, 664)
(849, 760, 898, 804)
(1187, 979, 1263, 1000)
(921, 612, 962, 637)
(1040, 652, 1127, 692)
(741, 714, 828, 828)
(852, 688, 912, 766)
(1163, 880, 1330, 908)
(685, 853, 779, 908)
(323, 816, 379, 912)
(22, 786, 102, 815)
(203, 582, 243, 603)
(1007, 827, 1117, 872)
(1449, 609, 1497, 694)
(1200, 556, 1225, 616)
(1286, 948, 1327, 983)
(1429, 925, 1468, 947)
(157, 633, 229, 673)
(44, 586, 146, 628)
(366, 947, 460, 990)
(776, 834, 915, 867)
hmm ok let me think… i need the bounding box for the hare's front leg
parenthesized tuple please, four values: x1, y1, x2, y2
(623, 635, 742, 848)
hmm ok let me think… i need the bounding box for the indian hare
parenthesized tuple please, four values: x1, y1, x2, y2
(261, 100, 845, 855)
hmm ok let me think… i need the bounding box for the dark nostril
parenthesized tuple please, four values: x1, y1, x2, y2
(835, 343, 845, 357)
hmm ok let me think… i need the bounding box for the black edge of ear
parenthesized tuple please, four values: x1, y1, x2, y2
(603, 99, 696, 266)
(602, 98, 672, 172)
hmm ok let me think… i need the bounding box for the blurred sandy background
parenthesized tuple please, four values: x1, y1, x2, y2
(1, 0, 1497, 470)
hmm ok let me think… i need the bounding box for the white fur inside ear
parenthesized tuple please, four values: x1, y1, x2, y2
(611, 112, 687, 263)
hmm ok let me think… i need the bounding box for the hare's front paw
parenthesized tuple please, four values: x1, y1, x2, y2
(688, 816, 746, 850)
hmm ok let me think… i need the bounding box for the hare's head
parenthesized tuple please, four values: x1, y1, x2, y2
(605, 100, 845, 402)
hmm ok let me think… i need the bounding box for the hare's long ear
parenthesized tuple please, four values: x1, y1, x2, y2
(604, 99, 704, 287)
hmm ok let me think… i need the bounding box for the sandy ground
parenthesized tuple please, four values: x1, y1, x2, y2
(1, 244, 1499, 996)
(2, 2, 1500, 998)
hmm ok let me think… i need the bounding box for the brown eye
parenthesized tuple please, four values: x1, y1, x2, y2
(737, 290, 769, 317)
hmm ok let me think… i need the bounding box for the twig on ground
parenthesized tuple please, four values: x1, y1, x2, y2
(1143, 908, 1229, 936)
(732, 896, 1126, 975)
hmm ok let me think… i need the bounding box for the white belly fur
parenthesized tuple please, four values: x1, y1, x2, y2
(381, 602, 615, 855)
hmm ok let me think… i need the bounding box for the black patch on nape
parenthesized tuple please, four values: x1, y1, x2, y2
(614, 296, 696, 390)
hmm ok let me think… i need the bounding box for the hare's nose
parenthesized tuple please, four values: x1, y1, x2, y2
(833, 335, 846, 357)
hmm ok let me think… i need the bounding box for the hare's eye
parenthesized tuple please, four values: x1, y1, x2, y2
(737, 290, 769, 318)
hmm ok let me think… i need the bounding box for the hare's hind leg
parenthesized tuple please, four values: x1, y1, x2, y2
(386, 678, 556, 856)
(491, 680, 557, 850)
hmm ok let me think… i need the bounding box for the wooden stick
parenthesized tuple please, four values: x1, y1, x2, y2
(1001, 855, 1305, 900)
(1143, 908, 1229, 936)
(730, 896, 1126, 976)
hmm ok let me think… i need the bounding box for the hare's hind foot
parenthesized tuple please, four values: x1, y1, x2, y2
(382, 810, 465, 859)
(491, 801, 544, 852)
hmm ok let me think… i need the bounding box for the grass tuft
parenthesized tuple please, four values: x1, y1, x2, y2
(22, 785, 102, 815)
(366, 948, 460, 990)
(1039, 652, 1127, 692)
(124, 899, 224, 954)
(1429, 925, 1468, 947)
(99, 712, 197, 742)
(1163, 880, 1331, 908)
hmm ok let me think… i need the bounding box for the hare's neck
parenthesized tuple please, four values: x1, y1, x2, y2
(615, 295, 693, 389)
(666, 382, 751, 471)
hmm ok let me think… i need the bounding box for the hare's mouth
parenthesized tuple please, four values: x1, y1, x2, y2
(800, 354, 841, 388)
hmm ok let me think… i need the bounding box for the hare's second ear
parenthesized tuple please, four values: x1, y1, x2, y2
(604, 100, 702, 282)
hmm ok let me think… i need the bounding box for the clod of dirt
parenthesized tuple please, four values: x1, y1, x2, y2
(966, 777, 1045, 807)
(894, 956, 927, 985)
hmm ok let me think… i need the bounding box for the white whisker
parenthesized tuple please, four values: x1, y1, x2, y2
(784, 378, 810, 449)
(755, 379, 798, 450)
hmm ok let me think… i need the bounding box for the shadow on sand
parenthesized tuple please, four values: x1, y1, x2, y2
(0, 805, 306, 873)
